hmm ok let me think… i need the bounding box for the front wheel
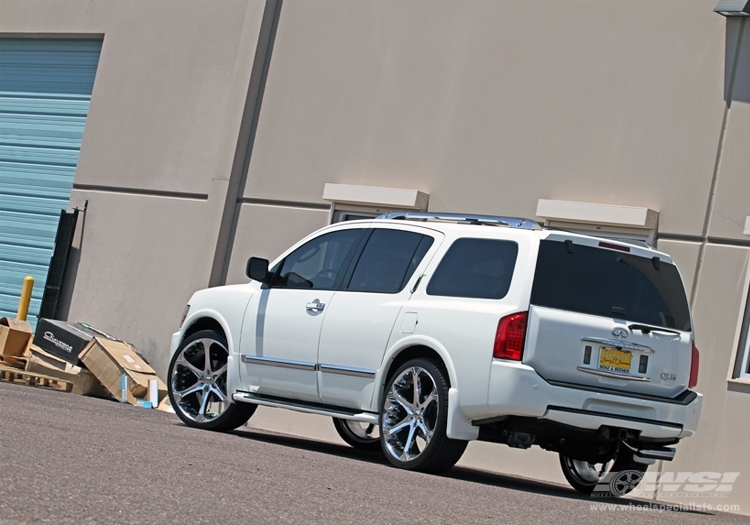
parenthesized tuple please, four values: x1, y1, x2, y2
(168, 329, 256, 431)
(559, 447, 648, 498)
(380, 358, 467, 474)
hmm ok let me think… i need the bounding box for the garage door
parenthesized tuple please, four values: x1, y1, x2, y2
(0, 38, 102, 328)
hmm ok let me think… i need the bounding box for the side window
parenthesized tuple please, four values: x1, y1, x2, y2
(426, 238, 519, 299)
(273, 229, 361, 290)
(347, 229, 434, 293)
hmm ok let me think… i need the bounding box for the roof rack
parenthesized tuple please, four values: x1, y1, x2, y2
(376, 212, 542, 230)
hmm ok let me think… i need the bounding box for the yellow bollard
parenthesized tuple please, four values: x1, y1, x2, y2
(17, 276, 34, 321)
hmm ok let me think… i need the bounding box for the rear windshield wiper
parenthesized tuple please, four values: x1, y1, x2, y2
(628, 323, 681, 335)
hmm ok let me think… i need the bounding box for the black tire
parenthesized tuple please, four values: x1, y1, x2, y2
(168, 329, 256, 432)
(333, 418, 382, 451)
(380, 358, 467, 474)
(559, 446, 649, 497)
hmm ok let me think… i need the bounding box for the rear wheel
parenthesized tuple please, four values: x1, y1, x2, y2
(168, 329, 256, 431)
(559, 446, 648, 498)
(333, 418, 381, 451)
(380, 358, 467, 474)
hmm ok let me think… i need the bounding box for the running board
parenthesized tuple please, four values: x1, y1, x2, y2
(232, 392, 379, 424)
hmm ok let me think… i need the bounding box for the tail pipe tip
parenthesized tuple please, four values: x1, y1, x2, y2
(622, 441, 676, 462)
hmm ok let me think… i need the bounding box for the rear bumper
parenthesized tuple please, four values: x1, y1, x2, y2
(485, 360, 703, 440)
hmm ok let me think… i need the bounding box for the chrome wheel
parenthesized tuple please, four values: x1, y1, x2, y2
(169, 329, 256, 431)
(379, 358, 467, 473)
(171, 335, 229, 424)
(333, 418, 381, 451)
(382, 365, 439, 462)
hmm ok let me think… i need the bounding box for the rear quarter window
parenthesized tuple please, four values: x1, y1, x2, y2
(530, 240, 691, 331)
(426, 238, 518, 299)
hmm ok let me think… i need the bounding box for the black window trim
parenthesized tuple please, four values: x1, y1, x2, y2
(425, 237, 520, 300)
(265, 228, 367, 291)
(341, 227, 437, 295)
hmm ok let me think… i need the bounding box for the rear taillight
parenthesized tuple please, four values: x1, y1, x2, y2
(689, 342, 700, 388)
(493, 312, 528, 361)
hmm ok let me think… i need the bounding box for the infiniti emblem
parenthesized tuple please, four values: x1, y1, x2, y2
(612, 327, 629, 339)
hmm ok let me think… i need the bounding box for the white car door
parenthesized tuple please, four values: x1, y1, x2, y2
(317, 225, 443, 410)
(239, 228, 364, 403)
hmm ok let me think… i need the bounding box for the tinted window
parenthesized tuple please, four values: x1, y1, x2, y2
(426, 239, 518, 299)
(530, 240, 691, 331)
(348, 229, 434, 293)
(274, 229, 361, 289)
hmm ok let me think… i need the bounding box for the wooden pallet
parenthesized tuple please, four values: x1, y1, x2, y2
(0, 364, 73, 393)
(0, 354, 27, 369)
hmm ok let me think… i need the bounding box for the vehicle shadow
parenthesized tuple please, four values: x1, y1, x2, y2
(228, 426, 715, 516)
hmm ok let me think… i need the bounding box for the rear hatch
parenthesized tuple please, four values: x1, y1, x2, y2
(524, 235, 693, 398)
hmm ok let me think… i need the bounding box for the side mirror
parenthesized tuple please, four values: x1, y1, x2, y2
(246, 257, 270, 283)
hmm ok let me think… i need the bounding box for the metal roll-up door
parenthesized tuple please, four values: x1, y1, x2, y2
(0, 38, 102, 328)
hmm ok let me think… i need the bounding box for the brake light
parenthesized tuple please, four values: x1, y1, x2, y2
(598, 241, 630, 252)
(689, 342, 700, 388)
(494, 312, 528, 361)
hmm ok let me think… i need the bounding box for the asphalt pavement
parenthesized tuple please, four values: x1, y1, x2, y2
(0, 381, 748, 525)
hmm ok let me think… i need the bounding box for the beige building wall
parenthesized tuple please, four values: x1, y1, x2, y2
(2, 0, 749, 513)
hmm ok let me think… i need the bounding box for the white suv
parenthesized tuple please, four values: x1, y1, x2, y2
(168, 212, 702, 497)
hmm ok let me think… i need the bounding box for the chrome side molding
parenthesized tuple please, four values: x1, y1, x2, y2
(240, 354, 317, 371)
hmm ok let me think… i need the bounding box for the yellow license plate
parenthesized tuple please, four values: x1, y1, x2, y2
(599, 347, 632, 374)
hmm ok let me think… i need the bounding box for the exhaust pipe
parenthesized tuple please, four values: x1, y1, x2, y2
(622, 442, 676, 461)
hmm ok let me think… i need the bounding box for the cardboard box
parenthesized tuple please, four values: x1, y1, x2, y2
(0, 317, 33, 367)
(33, 319, 115, 366)
(79, 337, 167, 406)
(25, 345, 112, 398)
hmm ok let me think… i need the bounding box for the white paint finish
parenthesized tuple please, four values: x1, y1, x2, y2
(745, 217, 750, 235)
(536, 199, 658, 229)
(317, 225, 444, 409)
(239, 289, 335, 402)
(526, 307, 692, 398)
(322, 183, 428, 210)
(318, 292, 408, 409)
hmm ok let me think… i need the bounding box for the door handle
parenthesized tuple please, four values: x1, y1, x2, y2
(306, 300, 325, 312)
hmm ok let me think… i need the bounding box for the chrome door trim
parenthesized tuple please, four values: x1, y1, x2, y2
(241, 354, 317, 371)
(319, 363, 377, 378)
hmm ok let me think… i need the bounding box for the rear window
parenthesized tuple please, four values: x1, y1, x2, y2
(426, 238, 518, 299)
(530, 240, 691, 331)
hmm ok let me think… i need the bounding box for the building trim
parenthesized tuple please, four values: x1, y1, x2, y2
(73, 184, 208, 201)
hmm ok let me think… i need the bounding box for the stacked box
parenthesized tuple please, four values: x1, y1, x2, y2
(79, 337, 167, 406)
(0, 317, 33, 367)
(25, 345, 112, 398)
(32, 319, 117, 366)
